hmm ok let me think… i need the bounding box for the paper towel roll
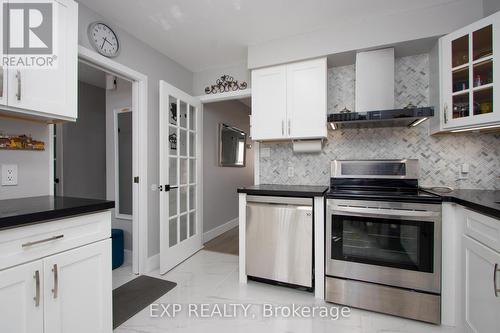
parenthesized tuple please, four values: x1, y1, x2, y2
(292, 140, 323, 153)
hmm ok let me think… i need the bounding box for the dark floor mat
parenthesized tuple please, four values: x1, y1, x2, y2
(113, 275, 177, 329)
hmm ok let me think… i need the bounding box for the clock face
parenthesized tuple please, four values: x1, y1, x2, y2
(88, 22, 120, 57)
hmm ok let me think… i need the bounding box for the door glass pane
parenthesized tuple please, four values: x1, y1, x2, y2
(473, 25, 492, 61)
(180, 214, 188, 242)
(189, 185, 196, 210)
(452, 35, 469, 67)
(169, 217, 177, 247)
(169, 188, 178, 217)
(452, 93, 470, 119)
(189, 212, 196, 237)
(474, 87, 493, 115)
(169, 127, 177, 155)
(169, 158, 177, 186)
(189, 105, 196, 130)
(179, 129, 187, 156)
(179, 158, 188, 185)
(473, 60, 493, 87)
(179, 101, 188, 128)
(189, 159, 196, 183)
(180, 186, 187, 213)
(452, 67, 469, 92)
(169, 96, 177, 125)
(189, 132, 196, 157)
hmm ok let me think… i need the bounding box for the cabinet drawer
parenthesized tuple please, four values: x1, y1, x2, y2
(0, 211, 111, 270)
(464, 209, 500, 252)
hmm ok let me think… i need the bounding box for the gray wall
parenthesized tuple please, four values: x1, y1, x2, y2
(78, 3, 194, 257)
(483, 0, 500, 16)
(248, 0, 483, 68)
(61, 81, 106, 199)
(260, 54, 500, 190)
(0, 119, 50, 200)
(203, 100, 253, 233)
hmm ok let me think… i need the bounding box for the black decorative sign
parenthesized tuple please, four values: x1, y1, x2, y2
(205, 75, 247, 94)
(169, 133, 177, 151)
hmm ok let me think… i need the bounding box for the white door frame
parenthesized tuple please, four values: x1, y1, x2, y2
(50, 46, 149, 274)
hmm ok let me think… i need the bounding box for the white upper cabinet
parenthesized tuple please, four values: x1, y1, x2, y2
(251, 65, 287, 141)
(1, 0, 78, 122)
(437, 11, 500, 131)
(251, 58, 327, 141)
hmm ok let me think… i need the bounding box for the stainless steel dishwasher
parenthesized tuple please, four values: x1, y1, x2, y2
(245, 195, 313, 288)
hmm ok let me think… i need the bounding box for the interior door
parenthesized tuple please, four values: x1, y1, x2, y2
(0, 260, 44, 333)
(159, 80, 202, 274)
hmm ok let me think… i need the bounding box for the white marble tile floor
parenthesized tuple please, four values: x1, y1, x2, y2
(114, 250, 460, 333)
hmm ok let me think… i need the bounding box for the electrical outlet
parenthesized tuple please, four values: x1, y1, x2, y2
(1, 164, 18, 186)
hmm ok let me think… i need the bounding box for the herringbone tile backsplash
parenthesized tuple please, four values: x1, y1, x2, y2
(259, 54, 500, 189)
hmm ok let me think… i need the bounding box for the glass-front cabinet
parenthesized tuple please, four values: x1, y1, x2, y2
(440, 12, 500, 130)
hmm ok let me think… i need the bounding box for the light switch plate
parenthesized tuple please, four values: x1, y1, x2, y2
(1, 164, 18, 186)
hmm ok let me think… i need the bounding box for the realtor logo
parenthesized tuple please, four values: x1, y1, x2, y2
(1, 1, 56, 68)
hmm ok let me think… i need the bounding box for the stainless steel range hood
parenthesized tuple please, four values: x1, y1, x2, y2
(328, 107, 434, 129)
(328, 48, 434, 129)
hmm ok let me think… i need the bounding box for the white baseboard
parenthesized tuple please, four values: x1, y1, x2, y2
(203, 217, 238, 243)
(146, 253, 160, 273)
(123, 249, 132, 266)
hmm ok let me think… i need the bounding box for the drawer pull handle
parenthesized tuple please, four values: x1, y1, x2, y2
(495, 263, 500, 297)
(52, 264, 58, 299)
(33, 270, 40, 307)
(22, 234, 64, 248)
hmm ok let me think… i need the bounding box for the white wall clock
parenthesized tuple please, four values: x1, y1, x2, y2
(88, 22, 120, 58)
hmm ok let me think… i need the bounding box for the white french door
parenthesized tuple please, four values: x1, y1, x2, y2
(159, 80, 202, 274)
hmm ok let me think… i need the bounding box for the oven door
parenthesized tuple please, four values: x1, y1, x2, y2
(326, 199, 441, 293)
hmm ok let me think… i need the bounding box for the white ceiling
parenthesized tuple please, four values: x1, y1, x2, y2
(79, 0, 455, 72)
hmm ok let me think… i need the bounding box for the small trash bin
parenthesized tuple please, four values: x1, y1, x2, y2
(111, 229, 124, 270)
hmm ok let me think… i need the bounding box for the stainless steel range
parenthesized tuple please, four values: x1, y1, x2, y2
(325, 160, 442, 324)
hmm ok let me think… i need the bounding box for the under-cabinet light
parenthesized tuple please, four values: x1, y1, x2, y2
(451, 124, 500, 133)
(329, 123, 337, 130)
(408, 118, 428, 127)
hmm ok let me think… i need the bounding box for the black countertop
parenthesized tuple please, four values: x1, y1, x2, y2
(427, 189, 500, 219)
(237, 184, 328, 197)
(0, 196, 115, 231)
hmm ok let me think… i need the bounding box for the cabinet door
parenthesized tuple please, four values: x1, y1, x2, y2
(442, 12, 500, 129)
(251, 65, 287, 140)
(7, 0, 77, 120)
(463, 235, 500, 333)
(286, 58, 327, 139)
(44, 239, 112, 333)
(0, 260, 44, 333)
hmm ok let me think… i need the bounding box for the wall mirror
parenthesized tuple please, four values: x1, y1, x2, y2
(218, 123, 246, 167)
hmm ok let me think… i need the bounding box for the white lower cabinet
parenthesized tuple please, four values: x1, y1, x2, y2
(44, 240, 112, 333)
(0, 260, 44, 333)
(463, 235, 500, 332)
(0, 212, 112, 333)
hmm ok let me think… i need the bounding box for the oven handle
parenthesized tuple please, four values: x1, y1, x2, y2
(331, 205, 440, 218)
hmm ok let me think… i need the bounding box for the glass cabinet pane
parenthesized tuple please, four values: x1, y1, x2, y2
(473, 60, 493, 87)
(453, 67, 469, 92)
(452, 93, 470, 119)
(474, 87, 493, 115)
(473, 25, 492, 61)
(452, 35, 469, 67)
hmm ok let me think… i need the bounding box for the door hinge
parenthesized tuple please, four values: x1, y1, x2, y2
(134, 176, 139, 183)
